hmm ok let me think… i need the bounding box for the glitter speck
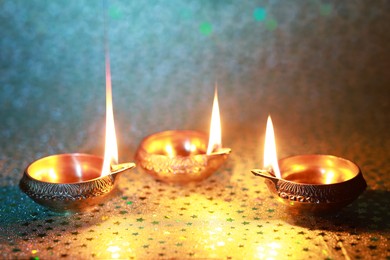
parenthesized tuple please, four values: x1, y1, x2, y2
(265, 19, 278, 31)
(254, 8, 267, 21)
(320, 4, 333, 16)
(199, 22, 213, 36)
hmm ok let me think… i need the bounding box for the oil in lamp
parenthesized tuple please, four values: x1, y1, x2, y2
(251, 116, 366, 214)
(136, 87, 231, 183)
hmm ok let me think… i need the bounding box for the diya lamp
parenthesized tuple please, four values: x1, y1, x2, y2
(136, 87, 231, 183)
(20, 52, 135, 212)
(251, 116, 366, 214)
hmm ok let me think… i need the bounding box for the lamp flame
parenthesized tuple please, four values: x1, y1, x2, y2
(207, 86, 222, 154)
(264, 115, 281, 178)
(101, 52, 118, 176)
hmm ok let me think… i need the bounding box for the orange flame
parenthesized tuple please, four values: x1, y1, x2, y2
(101, 52, 118, 176)
(207, 86, 222, 154)
(264, 115, 281, 178)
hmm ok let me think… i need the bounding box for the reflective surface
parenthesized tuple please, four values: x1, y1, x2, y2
(26, 153, 104, 184)
(136, 130, 231, 183)
(280, 154, 360, 184)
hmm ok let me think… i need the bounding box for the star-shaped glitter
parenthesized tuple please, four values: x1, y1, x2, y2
(136, 218, 144, 222)
(242, 221, 250, 225)
(191, 215, 198, 218)
(152, 221, 159, 225)
(226, 218, 234, 222)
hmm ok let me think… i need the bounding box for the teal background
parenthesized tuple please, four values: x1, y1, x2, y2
(0, 0, 389, 174)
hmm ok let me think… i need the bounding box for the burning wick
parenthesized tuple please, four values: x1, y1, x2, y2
(263, 115, 281, 179)
(207, 85, 222, 154)
(101, 48, 119, 176)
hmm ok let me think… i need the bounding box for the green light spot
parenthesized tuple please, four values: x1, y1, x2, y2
(320, 4, 332, 16)
(265, 19, 278, 31)
(109, 6, 123, 20)
(199, 22, 212, 36)
(254, 8, 267, 21)
(126, 201, 133, 205)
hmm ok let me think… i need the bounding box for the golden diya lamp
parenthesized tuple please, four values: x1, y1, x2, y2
(251, 116, 366, 214)
(20, 154, 134, 212)
(20, 51, 135, 212)
(136, 87, 231, 183)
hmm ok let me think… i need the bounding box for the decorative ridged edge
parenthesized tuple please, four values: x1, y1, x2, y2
(20, 174, 115, 201)
(137, 149, 208, 176)
(275, 175, 366, 203)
